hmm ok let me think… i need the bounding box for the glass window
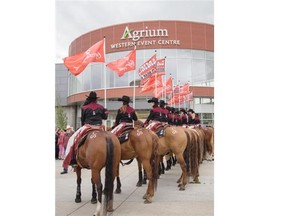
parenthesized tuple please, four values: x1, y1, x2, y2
(91, 64, 104, 89)
(202, 113, 213, 119)
(177, 49, 192, 58)
(206, 60, 214, 81)
(162, 49, 177, 58)
(194, 97, 201, 104)
(165, 58, 177, 80)
(67, 48, 214, 97)
(192, 50, 205, 59)
(201, 98, 212, 104)
(177, 58, 192, 84)
(205, 51, 214, 60)
(191, 59, 206, 84)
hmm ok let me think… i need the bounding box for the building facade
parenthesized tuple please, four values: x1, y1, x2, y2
(55, 20, 214, 129)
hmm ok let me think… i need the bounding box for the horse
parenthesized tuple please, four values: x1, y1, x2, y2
(113, 126, 160, 203)
(143, 125, 194, 190)
(188, 125, 214, 162)
(74, 129, 121, 216)
(182, 125, 215, 185)
(202, 126, 214, 161)
(183, 127, 201, 184)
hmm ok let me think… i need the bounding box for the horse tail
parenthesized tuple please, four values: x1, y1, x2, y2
(103, 133, 114, 213)
(148, 130, 159, 190)
(210, 128, 214, 156)
(203, 129, 208, 159)
(184, 131, 191, 175)
(189, 131, 199, 179)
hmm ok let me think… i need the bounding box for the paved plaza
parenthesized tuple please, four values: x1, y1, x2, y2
(56, 158, 214, 216)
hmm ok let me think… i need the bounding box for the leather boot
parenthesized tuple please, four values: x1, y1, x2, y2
(60, 168, 68, 174)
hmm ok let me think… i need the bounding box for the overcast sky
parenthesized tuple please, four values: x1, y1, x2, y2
(55, 0, 214, 63)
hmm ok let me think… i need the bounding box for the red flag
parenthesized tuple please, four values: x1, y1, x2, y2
(63, 39, 105, 76)
(138, 54, 157, 84)
(173, 85, 180, 94)
(155, 58, 166, 76)
(154, 76, 173, 98)
(168, 91, 193, 105)
(140, 75, 163, 93)
(106, 49, 136, 77)
(168, 94, 185, 105)
(173, 83, 190, 95)
(184, 92, 193, 102)
(179, 83, 190, 95)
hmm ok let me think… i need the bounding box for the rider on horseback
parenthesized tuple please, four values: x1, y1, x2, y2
(60, 91, 108, 174)
(111, 95, 138, 136)
(159, 100, 169, 124)
(144, 97, 161, 128)
(166, 106, 176, 125)
(144, 97, 169, 131)
(180, 108, 189, 126)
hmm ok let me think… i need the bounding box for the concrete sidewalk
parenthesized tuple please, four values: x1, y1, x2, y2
(55, 159, 214, 216)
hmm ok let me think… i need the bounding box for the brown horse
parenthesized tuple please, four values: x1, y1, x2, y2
(202, 126, 214, 160)
(74, 130, 121, 216)
(188, 125, 214, 162)
(183, 125, 215, 185)
(154, 126, 193, 190)
(114, 127, 159, 203)
(183, 127, 201, 184)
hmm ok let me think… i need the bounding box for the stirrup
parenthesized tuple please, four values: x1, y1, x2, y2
(70, 158, 77, 167)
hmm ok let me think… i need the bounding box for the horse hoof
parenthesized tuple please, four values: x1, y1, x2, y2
(75, 197, 81, 203)
(91, 198, 97, 204)
(192, 181, 201, 184)
(179, 186, 185, 191)
(144, 197, 152, 204)
(107, 208, 114, 212)
(136, 182, 142, 187)
(115, 188, 121, 194)
(142, 193, 147, 199)
(142, 180, 147, 185)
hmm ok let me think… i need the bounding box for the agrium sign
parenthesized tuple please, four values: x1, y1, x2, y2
(110, 26, 180, 49)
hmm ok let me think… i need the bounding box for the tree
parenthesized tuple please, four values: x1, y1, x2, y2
(55, 106, 67, 130)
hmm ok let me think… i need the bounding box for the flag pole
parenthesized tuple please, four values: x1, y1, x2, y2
(103, 36, 107, 129)
(133, 70, 136, 108)
(187, 80, 190, 109)
(172, 77, 175, 108)
(164, 56, 167, 101)
(155, 50, 157, 98)
(178, 80, 180, 110)
(133, 46, 136, 109)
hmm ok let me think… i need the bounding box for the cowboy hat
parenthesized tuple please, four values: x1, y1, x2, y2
(159, 100, 168, 106)
(180, 108, 187, 114)
(187, 109, 195, 113)
(117, 95, 131, 103)
(85, 91, 99, 99)
(66, 125, 72, 130)
(147, 97, 159, 103)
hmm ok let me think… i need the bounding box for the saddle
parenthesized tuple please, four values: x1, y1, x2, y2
(148, 121, 169, 137)
(73, 125, 104, 169)
(76, 125, 104, 149)
(117, 125, 134, 144)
